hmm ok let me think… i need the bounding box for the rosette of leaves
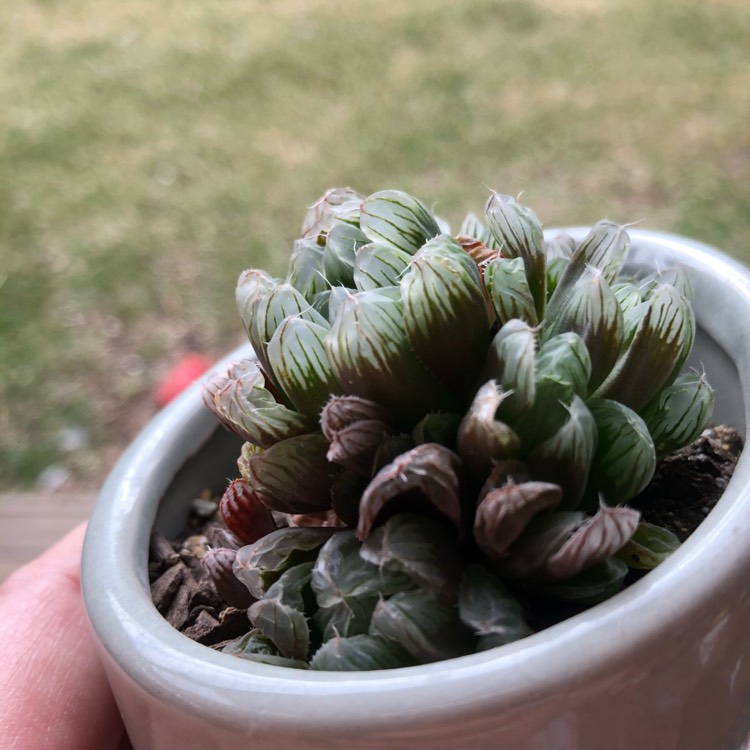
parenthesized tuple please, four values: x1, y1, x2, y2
(204, 187, 713, 670)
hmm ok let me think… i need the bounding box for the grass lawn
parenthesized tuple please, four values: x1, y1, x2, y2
(2, 0, 749, 488)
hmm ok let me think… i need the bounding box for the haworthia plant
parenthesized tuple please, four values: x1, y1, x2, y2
(201, 186, 716, 670)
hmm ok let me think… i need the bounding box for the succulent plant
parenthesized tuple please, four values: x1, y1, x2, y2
(203, 187, 713, 670)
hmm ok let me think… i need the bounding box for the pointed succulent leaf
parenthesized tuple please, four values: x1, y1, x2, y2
(459, 211, 499, 249)
(233, 526, 334, 599)
(267, 316, 341, 419)
(356, 444, 463, 539)
(262, 560, 315, 610)
(499, 511, 588, 580)
(205, 359, 312, 448)
(287, 239, 327, 302)
(326, 286, 457, 423)
(522, 558, 629, 604)
(312, 531, 410, 608)
(611, 280, 643, 315)
(314, 596, 378, 641)
(320, 395, 393, 441)
(371, 433, 416, 474)
(201, 547, 254, 608)
(250, 282, 328, 385)
(353, 242, 412, 291)
(401, 234, 491, 391)
(527, 395, 598, 511)
(641, 266, 694, 302)
(301, 187, 363, 239)
(311, 634, 416, 671)
(359, 190, 441, 255)
(360, 513, 465, 603)
(543, 504, 640, 580)
(478, 459, 531, 500)
(547, 220, 630, 321)
(586, 399, 656, 505)
(546, 257, 569, 298)
(512, 333, 591, 447)
(325, 286, 349, 324)
(591, 283, 694, 410)
(639, 372, 714, 457)
(485, 192, 547, 318)
(244, 433, 337, 514)
(458, 564, 533, 650)
(236, 269, 278, 335)
(369, 589, 475, 664)
(326, 418, 393, 476)
(473, 481, 563, 561)
(248, 597, 310, 661)
(457, 381, 521, 479)
(543, 266, 624, 391)
(484, 256, 538, 326)
(223, 630, 310, 669)
(615, 521, 681, 570)
(481, 319, 537, 422)
(544, 232, 577, 260)
(323, 223, 368, 288)
(311, 531, 410, 639)
(219, 478, 278, 545)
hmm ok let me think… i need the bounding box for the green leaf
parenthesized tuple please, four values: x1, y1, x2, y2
(236, 269, 278, 335)
(359, 190, 441, 254)
(267, 316, 341, 419)
(412, 412, 461, 448)
(369, 589, 475, 663)
(326, 286, 457, 424)
(401, 234, 491, 392)
(639, 372, 714, 457)
(586, 399, 656, 505)
(543, 266, 624, 391)
(546, 220, 630, 321)
(485, 192, 547, 319)
(591, 284, 694, 410)
(484, 256, 538, 326)
(311, 531, 412, 640)
(356, 444, 463, 540)
(287, 239, 327, 302)
(301, 187, 363, 239)
(244, 433, 338, 514)
(310, 634, 416, 671)
(526, 395, 598, 511)
(513, 332, 591, 445)
(248, 598, 310, 661)
(203, 359, 312, 448)
(480, 319, 537, 423)
(249, 282, 328, 390)
(323, 223, 368, 288)
(615, 521, 681, 570)
(359, 513, 464, 602)
(353, 242, 412, 291)
(458, 564, 533, 650)
(234, 526, 334, 599)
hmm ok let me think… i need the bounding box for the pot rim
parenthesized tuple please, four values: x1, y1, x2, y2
(82, 229, 750, 732)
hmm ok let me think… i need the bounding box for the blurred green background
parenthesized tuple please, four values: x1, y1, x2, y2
(2, 0, 749, 489)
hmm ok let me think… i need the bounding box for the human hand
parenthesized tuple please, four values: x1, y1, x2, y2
(0, 522, 131, 750)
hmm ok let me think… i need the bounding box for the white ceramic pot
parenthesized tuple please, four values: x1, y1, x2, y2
(82, 230, 750, 750)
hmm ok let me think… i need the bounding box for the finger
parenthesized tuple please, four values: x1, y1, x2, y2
(0, 521, 128, 750)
